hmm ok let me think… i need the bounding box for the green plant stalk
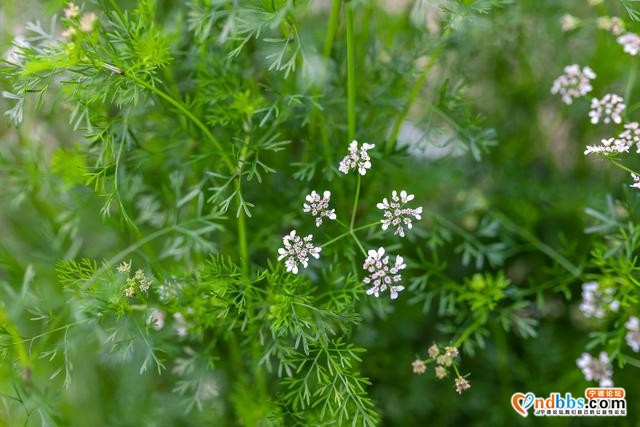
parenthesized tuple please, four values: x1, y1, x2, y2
(386, 43, 445, 154)
(236, 134, 251, 275)
(345, 1, 356, 141)
(322, 221, 379, 247)
(607, 156, 640, 176)
(125, 72, 235, 173)
(350, 174, 361, 229)
(323, 0, 341, 58)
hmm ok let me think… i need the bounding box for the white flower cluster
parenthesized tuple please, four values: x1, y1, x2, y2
(277, 230, 321, 274)
(584, 122, 640, 155)
(338, 140, 375, 175)
(588, 93, 625, 125)
(303, 191, 336, 227)
(631, 173, 640, 189)
(377, 190, 423, 237)
(362, 247, 406, 299)
(117, 262, 153, 297)
(560, 14, 580, 32)
(551, 65, 596, 104)
(277, 141, 418, 301)
(626, 316, 640, 352)
(617, 32, 640, 56)
(577, 352, 613, 387)
(597, 16, 624, 36)
(579, 281, 619, 319)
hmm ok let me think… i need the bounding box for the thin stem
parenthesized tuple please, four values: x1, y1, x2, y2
(125, 73, 235, 173)
(345, 1, 356, 141)
(323, 0, 341, 58)
(321, 221, 379, 248)
(386, 42, 446, 154)
(350, 231, 367, 256)
(453, 316, 484, 348)
(350, 173, 361, 229)
(607, 156, 640, 176)
(236, 134, 251, 275)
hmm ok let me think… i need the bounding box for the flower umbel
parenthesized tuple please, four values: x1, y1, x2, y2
(578, 281, 619, 319)
(277, 230, 321, 274)
(577, 352, 613, 387)
(589, 94, 625, 125)
(64, 2, 80, 18)
(551, 64, 596, 105)
(618, 33, 640, 56)
(362, 247, 406, 299)
(454, 377, 471, 394)
(303, 191, 336, 227)
(625, 316, 640, 352)
(377, 190, 423, 237)
(584, 122, 640, 155)
(338, 140, 375, 175)
(412, 359, 427, 374)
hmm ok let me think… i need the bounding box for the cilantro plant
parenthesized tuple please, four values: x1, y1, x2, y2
(2, 0, 640, 425)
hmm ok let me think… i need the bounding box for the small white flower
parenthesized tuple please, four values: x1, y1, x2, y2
(303, 190, 336, 227)
(362, 247, 406, 299)
(589, 94, 625, 125)
(625, 316, 640, 352)
(338, 140, 375, 175)
(618, 33, 640, 56)
(454, 377, 471, 394)
(64, 2, 80, 19)
(551, 64, 596, 105)
(79, 12, 97, 32)
(124, 286, 135, 298)
(134, 269, 152, 292)
(631, 173, 640, 189)
(584, 122, 640, 155)
(277, 230, 321, 274)
(577, 352, 614, 387)
(116, 260, 131, 273)
(377, 190, 423, 237)
(560, 14, 580, 32)
(579, 281, 619, 319)
(597, 17, 625, 36)
(147, 309, 166, 331)
(173, 312, 189, 337)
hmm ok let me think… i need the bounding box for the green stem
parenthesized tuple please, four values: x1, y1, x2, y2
(321, 221, 379, 248)
(607, 156, 640, 177)
(345, 1, 356, 141)
(453, 316, 484, 348)
(125, 73, 235, 173)
(236, 134, 251, 275)
(386, 42, 445, 154)
(350, 173, 361, 229)
(323, 0, 341, 58)
(350, 231, 367, 256)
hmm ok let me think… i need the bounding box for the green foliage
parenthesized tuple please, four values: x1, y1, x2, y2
(1, 0, 640, 426)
